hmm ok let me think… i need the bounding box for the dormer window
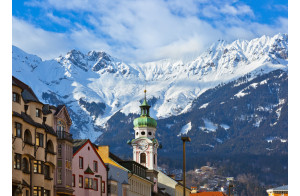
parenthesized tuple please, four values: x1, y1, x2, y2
(13, 92, 20, 103)
(36, 108, 42, 118)
(57, 120, 65, 132)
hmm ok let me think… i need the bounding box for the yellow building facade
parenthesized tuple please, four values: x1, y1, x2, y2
(12, 76, 58, 196)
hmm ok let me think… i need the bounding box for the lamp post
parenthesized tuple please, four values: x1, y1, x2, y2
(181, 136, 191, 196)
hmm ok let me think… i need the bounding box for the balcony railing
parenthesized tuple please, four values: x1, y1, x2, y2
(57, 131, 73, 142)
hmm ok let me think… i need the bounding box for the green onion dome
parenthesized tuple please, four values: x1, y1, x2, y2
(133, 116, 157, 128)
(133, 89, 157, 128)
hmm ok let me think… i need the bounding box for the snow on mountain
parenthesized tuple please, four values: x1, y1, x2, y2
(12, 34, 288, 141)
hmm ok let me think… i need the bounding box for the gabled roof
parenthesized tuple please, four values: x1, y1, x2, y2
(54, 105, 72, 126)
(72, 139, 107, 170)
(84, 165, 94, 175)
(12, 76, 41, 104)
(73, 139, 89, 154)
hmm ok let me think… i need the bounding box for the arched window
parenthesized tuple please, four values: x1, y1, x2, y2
(148, 132, 152, 135)
(153, 154, 156, 165)
(140, 153, 146, 163)
(22, 157, 29, 173)
(57, 120, 65, 132)
(136, 132, 139, 135)
(24, 129, 32, 144)
(46, 140, 54, 153)
(141, 131, 145, 135)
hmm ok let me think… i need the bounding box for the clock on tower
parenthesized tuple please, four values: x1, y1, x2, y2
(128, 89, 159, 170)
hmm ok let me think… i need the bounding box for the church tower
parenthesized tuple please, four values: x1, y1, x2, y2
(130, 90, 159, 170)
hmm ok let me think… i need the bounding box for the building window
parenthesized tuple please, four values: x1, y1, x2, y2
(108, 184, 111, 193)
(14, 153, 21, 170)
(34, 160, 43, 174)
(13, 92, 20, 103)
(33, 187, 43, 196)
(140, 153, 146, 163)
(24, 129, 32, 144)
(44, 165, 50, 179)
(22, 157, 29, 173)
(79, 157, 83, 169)
(15, 122, 22, 138)
(57, 168, 62, 184)
(85, 178, 93, 189)
(148, 131, 152, 135)
(141, 131, 145, 135)
(79, 175, 83, 188)
(102, 181, 105, 193)
(93, 179, 98, 191)
(46, 140, 54, 153)
(58, 145, 62, 158)
(154, 154, 156, 165)
(36, 108, 42, 118)
(57, 120, 65, 132)
(93, 161, 98, 172)
(36, 133, 44, 147)
(72, 174, 75, 187)
(44, 189, 50, 196)
(26, 190, 29, 196)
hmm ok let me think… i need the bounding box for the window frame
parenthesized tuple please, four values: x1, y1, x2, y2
(36, 132, 44, 147)
(93, 160, 98, 172)
(33, 160, 43, 174)
(33, 186, 43, 196)
(36, 108, 42, 118)
(79, 175, 83, 188)
(14, 153, 21, 170)
(13, 92, 20, 103)
(102, 181, 105, 193)
(57, 168, 62, 184)
(43, 189, 50, 196)
(15, 122, 22, 138)
(79, 156, 83, 169)
(72, 174, 75, 187)
(44, 164, 50, 179)
(93, 178, 98, 191)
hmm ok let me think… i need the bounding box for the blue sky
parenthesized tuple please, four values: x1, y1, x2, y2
(12, 0, 288, 62)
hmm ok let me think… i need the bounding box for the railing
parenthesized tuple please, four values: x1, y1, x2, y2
(57, 131, 73, 142)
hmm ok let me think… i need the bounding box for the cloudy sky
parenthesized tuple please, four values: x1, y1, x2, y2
(12, 0, 288, 63)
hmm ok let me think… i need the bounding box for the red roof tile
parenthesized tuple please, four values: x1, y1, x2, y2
(190, 192, 227, 196)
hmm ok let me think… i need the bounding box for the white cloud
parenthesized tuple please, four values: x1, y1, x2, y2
(14, 0, 287, 62)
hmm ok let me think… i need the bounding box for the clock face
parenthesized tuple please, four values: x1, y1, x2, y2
(138, 140, 148, 151)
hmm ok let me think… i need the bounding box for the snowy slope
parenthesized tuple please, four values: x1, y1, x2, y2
(12, 33, 288, 141)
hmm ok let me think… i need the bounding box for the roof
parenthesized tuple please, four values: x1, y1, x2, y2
(190, 192, 227, 196)
(84, 165, 94, 174)
(73, 139, 89, 154)
(267, 185, 288, 192)
(54, 105, 65, 115)
(72, 139, 107, 170)
(273, 185, 288, 191)
(12, 76, 41, 104)
(96, 147, 128, 171)
(13, 111, 57, 136)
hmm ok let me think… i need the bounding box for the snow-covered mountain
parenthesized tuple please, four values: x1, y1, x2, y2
(12, 33, 288, 140)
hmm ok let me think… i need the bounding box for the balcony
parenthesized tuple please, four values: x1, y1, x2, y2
(57, 131, 73, 142)
(23, 141, 34, 157)
(46, 150, 56, 165)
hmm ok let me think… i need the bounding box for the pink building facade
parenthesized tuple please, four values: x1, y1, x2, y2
(72, 139, 107, 196)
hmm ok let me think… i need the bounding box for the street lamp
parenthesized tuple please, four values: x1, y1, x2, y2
(181, 136, 191, 196)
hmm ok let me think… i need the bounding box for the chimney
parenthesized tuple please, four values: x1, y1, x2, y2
(24, 105, 28, 114)
(43, 117, 47, 124)
(168, 174, 176, 180)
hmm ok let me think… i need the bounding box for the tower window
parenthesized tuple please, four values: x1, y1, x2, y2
(136, 132, 139, 135)
(148, 132, 152, 135)
(154, 154, 156, 165)
(141, 131, 145, 135)
(140, 153, 146, 163)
